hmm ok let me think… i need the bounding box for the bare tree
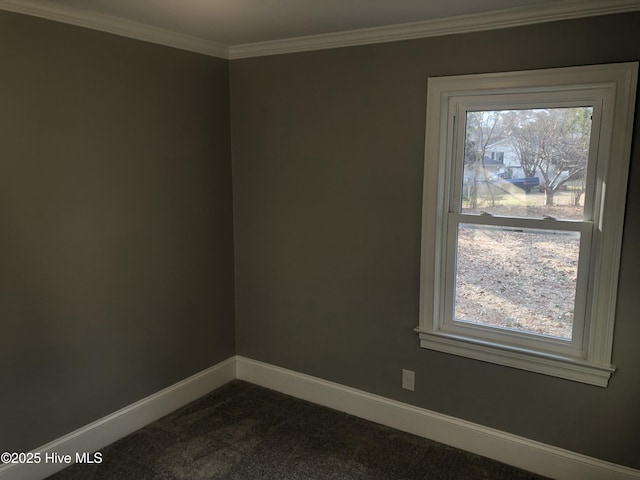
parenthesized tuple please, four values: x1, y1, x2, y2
(464, 111, 506, 208)
(508, 108, 591, 206)
(507, 110, 542, 178)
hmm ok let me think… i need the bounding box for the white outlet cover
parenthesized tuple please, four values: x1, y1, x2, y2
(402, 369, 415, 391)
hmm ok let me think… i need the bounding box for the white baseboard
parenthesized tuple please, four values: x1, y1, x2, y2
(0, 357, 236, 480)
(4, 355, 639, 480)
(236, 355, 640, 480)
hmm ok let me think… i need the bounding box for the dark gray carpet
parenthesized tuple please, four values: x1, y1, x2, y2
(47, 381, 549, 479)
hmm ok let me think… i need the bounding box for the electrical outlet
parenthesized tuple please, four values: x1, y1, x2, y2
(402, 369, 415, 391)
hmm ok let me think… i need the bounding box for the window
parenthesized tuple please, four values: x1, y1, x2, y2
(417, 63, 638, 386)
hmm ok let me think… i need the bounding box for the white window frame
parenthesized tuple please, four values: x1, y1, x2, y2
(417, 63, 638, 387)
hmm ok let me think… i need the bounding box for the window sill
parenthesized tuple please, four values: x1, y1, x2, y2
(414, 328, 615, 387)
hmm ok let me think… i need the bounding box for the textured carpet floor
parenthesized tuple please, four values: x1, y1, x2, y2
(47, 381, 548, 479)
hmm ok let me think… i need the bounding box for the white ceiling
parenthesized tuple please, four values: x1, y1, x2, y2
(2, 0, 640, 58)
(39, 0, 564, 45)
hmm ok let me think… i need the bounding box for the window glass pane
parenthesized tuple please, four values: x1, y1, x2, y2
(461, 107, 593, 221)
(454, 224, 580, 340)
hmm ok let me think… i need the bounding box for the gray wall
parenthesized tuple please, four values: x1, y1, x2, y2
(0, 11, 235, 452)
(3, 5, 639, 470)
(231, 12, 640, 469)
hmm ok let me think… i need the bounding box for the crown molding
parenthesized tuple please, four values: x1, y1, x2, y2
(0, 0, 230, 59)
(229, 0, 640, 59)
(1, 0, 639, 60)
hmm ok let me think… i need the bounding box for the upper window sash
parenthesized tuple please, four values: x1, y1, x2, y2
(445, 95, 603, 223)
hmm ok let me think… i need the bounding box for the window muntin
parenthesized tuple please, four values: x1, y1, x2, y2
(417, 63, 638, 386)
